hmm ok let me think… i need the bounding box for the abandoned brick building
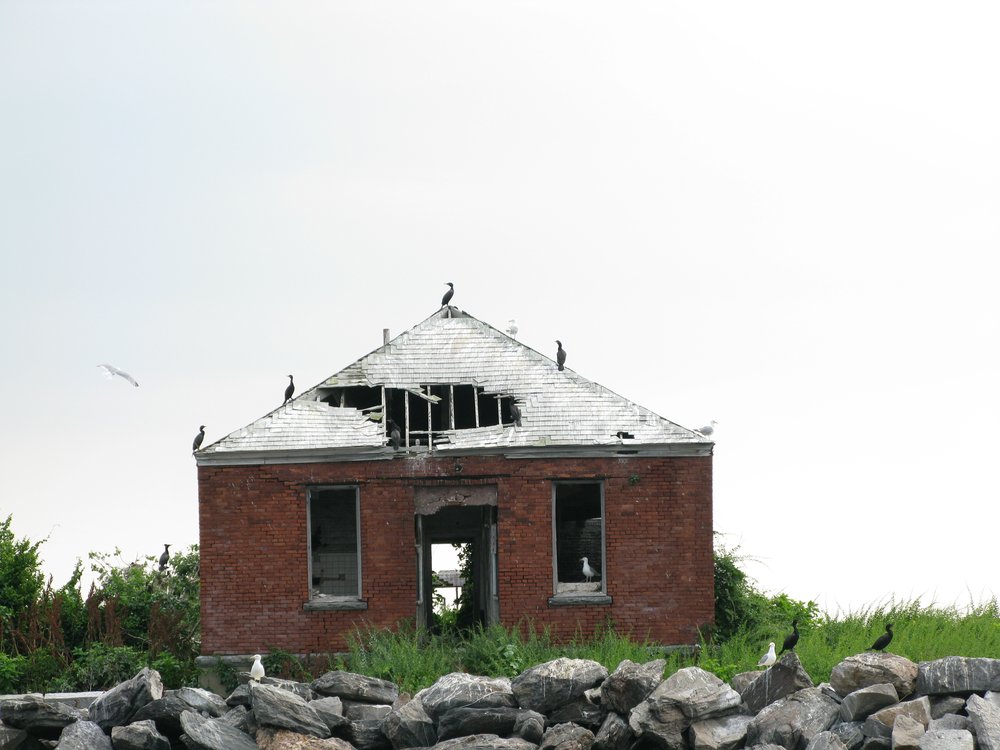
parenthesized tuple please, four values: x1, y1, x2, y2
(195, 308, 714, 657)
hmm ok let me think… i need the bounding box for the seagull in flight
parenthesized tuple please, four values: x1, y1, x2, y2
(98, 364, 139, 387)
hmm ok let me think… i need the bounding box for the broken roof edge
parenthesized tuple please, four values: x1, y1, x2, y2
(194, 441, 713, 468)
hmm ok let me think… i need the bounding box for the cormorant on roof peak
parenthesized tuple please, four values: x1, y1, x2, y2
(283, 375, 295, 404)
(441, 282, 454, 307)
(555, 340, 567, 371)
(192, 425, 206, 452)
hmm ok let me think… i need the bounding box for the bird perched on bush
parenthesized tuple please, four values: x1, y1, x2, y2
(870, 623, 894, 651)
(158, 544, 170, 572)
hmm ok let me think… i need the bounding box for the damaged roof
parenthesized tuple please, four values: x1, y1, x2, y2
(196, 308, 712, 465)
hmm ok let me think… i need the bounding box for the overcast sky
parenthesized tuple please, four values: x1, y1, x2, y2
(2, 2, 997, 616)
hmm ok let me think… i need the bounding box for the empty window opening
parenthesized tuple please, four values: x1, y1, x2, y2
(477, 389, 500, 427)
(553, 482, 605, 596)
(429, 385, 450, 433)
(322, 386, 383, 413)
(309, 487, 360, 599)
(453, 385, 478, 429)
(431, 542, 466, 614)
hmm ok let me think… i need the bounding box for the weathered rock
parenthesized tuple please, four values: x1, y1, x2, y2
(311, 671, 399, 705)
(259, 677, 316, 702)
(414, 673, 516, 720)
(110, 719, 172, 750)
(548, 696, 606, 730)
(917, 658, 1000, 696)
(689, 714, 752, 750)
(251, 683, 330, 739)
(179, 709, 259, 750)
(430, 735, 537, 750)
(0, 725, 28, 749)
(344, 718, 391, 750)
(227, 684, 253, 707)
(893, 715, 925, 750)
(732, 671, 761, 696)
(629, 687, 687, 750)
(539, 722, 596, 750)
(174, 687, 229, 717)
(309, 696, 349, 734)
(988, 691, 1000, 709)
(820, 684, 843, 704)
(88, 667, 164, 730)
(256, 727, 357, 749)
(839, 684, 899, 722)
(862, 738, 891, 750)
(512, 657, 609, 715)
(746, 745, 788, 750)
(512, 708, 545, 743)
(743, 653, 816, 714)
(830, 721, 865, 750)
(746, 687, 841, 750)
(0, 694, 80, 739)
(966, 694, 1000, 750)
(592, 712, 633, 750)
(381, 696, 437, 749)
(831, 655, 918, 700)
(342, 700, 391, 721)
(600, 659, 665, 715)
(57, 719, 112, 750)
(929, 698, 967, 720)
(928, 716, 969, 732)
(218, 703, 257, 735)
(864, 698, 932, 740)
(132, 693, 199, 737)
(917, 729, 975, 750)
(804, 730, 849, 750)
(437, 706, 538, 741)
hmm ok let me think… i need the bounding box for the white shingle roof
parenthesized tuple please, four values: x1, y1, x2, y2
(197, 309, 711, 464)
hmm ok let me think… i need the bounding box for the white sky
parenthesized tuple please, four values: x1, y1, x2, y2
(2, 2, 997, 616)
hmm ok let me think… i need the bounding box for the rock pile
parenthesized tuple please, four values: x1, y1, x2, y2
(1, 654, 999, 750)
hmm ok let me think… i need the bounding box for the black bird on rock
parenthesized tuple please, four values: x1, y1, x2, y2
(441, 282, 454, 308)
(780, 619, 800, 653)
(158, 544, 170, 572)
(192, 425, 206, 452)
(555, 340, 567, 371)
(870, 623, 894, 651)
(283, 375, 295, 404)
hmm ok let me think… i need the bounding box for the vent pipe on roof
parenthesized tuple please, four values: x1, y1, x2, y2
(383, 328, 390, 345)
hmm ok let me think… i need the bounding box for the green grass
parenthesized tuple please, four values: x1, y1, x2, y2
(337, 599, 1000, 693)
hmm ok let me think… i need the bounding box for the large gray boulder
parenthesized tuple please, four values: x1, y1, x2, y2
(382, 697, 437, 749)
(928, 715, 969, 732)
(830, 654, 918, 700)
(415, 673, 516, 720)
(863, 697, 931, 740)
(437, 706, 543, 742)
(0, 726, 28, 749)
(966, 694, 1000, 750)
(131, 693, 198, 737)
(743, 653, 815, 714)
(539, 721, 596, 750)
(930, 697, 967, 720)
(110, 719, 172, 750)
(830, 722, 865, 750)
(804, 730, 849, 750)
(258, 676, 316, 701)
(174, 687, 229, 717)
(342, 700, 392, 721)
(57, 719, 112, 750)
(592, 712, 633, 750)
(251, 683, 330, 739)
(88, 667, 163, 730)
(178, 709, 259, 750)
(839, 684, 899, 722)
(512, 657, 609, 714)
(746, 687, 841, 750)
(918, 729, 975, 750)
(893, 714, 926, 750)
(690, 714, 753, 750)
(630, 668, 739, 750)
(0, 694, 81, 739)
(310, 696, 349, 734)
(600, 659, 666, 714)
(344, 717, 392, 750)
(917, 658, 1000, 696)
(548, 696, 606, 731)
(312, 671, 399, 705)
(430, 735, 537, 750)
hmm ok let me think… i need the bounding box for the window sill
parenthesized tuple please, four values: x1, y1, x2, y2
(304, 598, 368, 612)
(548, 594, 613, 607)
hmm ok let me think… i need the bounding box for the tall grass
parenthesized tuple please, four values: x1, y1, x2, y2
(339, 599, 1000, 693)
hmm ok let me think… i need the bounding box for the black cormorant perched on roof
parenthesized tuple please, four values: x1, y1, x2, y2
(283, 375, 295, 404)
(192, 425, 205, 452)
(870, 623, 893, 651)
(509, 399, 522, 427)
(779, 619, 799, 653)
(158, 544, 170, 572)
(441, 282, 454, 307)
(555, 340, 567, 371)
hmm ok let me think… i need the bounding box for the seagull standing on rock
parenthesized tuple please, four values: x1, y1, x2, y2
(250, 654, 265, 682)
(757, 642, 776, 668)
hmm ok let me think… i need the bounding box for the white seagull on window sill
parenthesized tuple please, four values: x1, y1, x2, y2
(580, 556, 599, 583)
(97, 363, 139, 387)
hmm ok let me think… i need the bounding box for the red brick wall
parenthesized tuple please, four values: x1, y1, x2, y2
(198, 454, 713, 655)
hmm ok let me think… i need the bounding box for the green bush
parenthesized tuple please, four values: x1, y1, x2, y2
(0, 653, 26, 693)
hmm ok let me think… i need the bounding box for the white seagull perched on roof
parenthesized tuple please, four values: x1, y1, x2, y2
(250, 654, 265, 682)
(757, 642, 776, 668)
(506, 319, 518, 338)
(97, 363, 139, 387)
(695, 420, 717, 436)
(580, 556, 599, 583)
